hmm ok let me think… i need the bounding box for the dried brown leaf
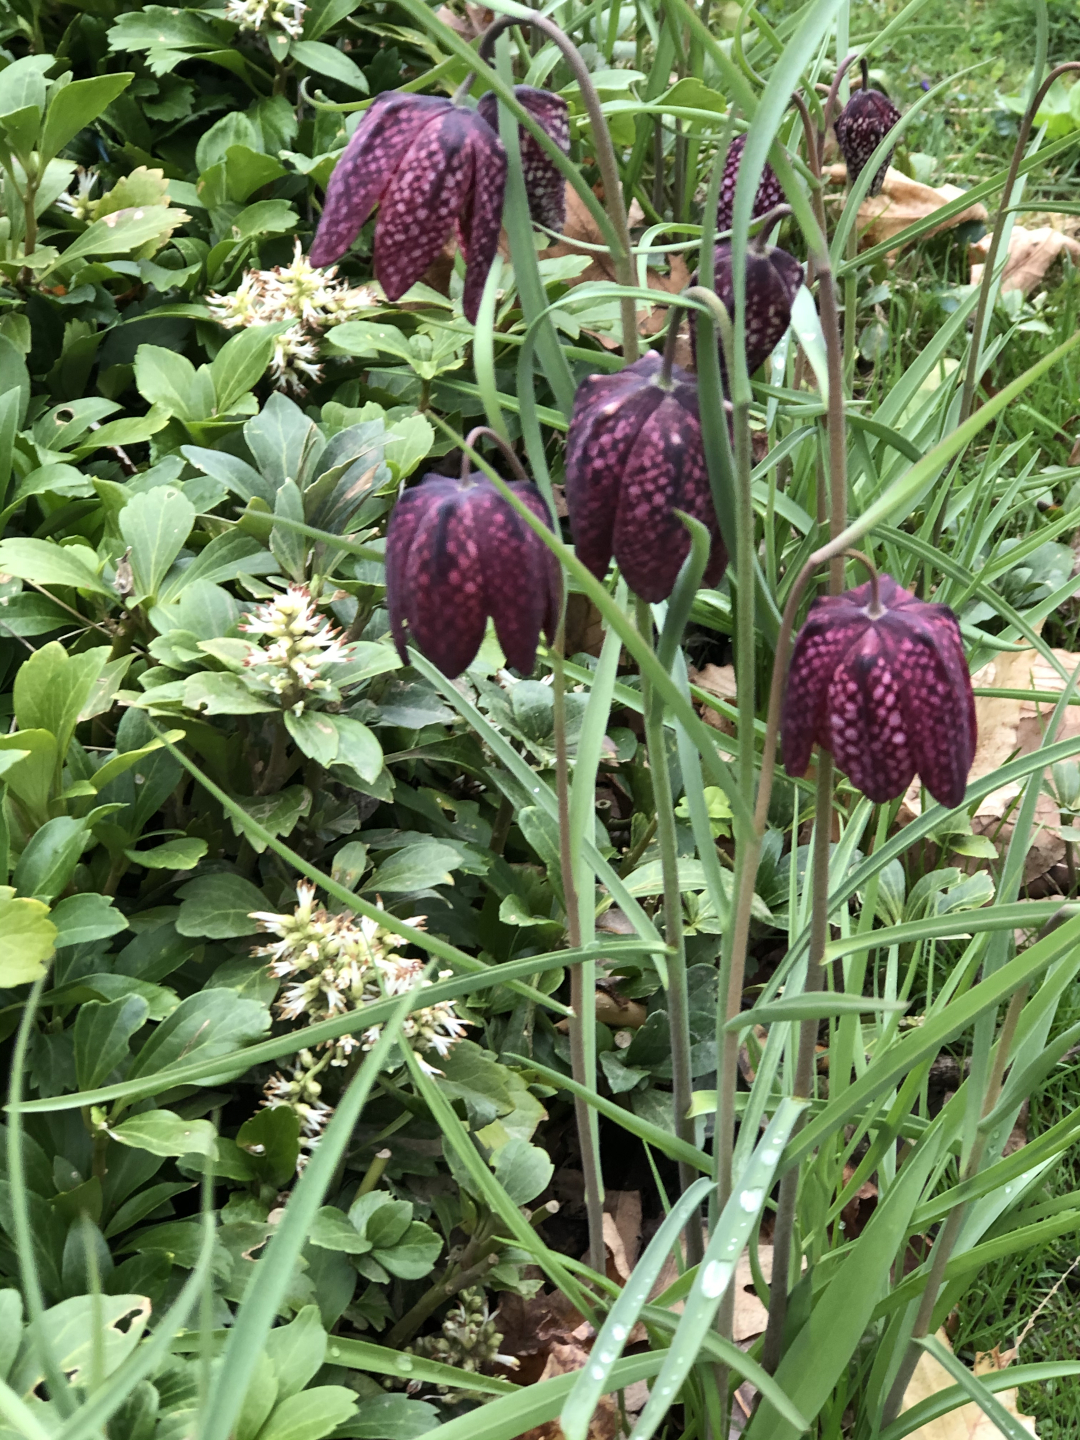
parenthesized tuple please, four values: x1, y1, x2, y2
(824, 165, 989, 250)
(900, 1330, 1037, 1438)
(970, 225, 1080, 295)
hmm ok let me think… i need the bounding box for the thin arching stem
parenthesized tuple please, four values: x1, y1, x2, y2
(477, 15, 639, 362)
(462, 426, 531, 483)
(959, 62, 1080, 423)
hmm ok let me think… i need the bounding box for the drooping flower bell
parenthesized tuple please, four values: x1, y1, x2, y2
(309, 92, 508, 324)
(692, 239, 803, 388)
(477, 86, 570, 232)
(781, 575, 976, 809)
(564, 351, 728, 603)
(716, 132, 785, 236)
(386, 471, 560, 679)
(834, 61, 901, 198)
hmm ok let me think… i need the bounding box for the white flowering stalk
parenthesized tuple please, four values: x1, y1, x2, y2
(254, 882, 469, 1164)
(240, 584, 351, 713)
(207, 240, 378, 392)
(224, 0, 307, 39)
(56, 168, 99, 221)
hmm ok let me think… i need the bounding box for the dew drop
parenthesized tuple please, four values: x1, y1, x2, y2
(590, 1365, 605, 1381)
(700, 1260, 731, 1298)
(739, 1187, 763, 1213)
(598, 1350, 614, 1364)
(761, 1150, 778, 1165)
(329, 1347, 341, 1359)
(611, 1324, 627, 1342)
(397, 1357, 414, 1373)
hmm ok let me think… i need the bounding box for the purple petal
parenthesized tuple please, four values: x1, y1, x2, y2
(310, 93, 446, 268)
(782, 597, 869, 778)
(385, 477, 453, 664)
(711, 242, 805, 379)
(565, 354, 666, 582)
(402, 480, 488, 678)
(716, 132, 786, 235)
(611, 392, 710, 603)
(886, 606, 975, 809)
(457, 119, 508, 324)
(478, 87, 569, 233)
(515, 483, 563, 644)
(475, 480, 554, 673)
(835, 89, 901, 197)
(374, 108, 476, 304)
(826, 636, 917, 802)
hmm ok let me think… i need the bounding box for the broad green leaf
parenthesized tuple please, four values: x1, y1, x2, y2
(183, 672, 278, 716)
(0, 336, 29, 429)
(373, 1222, 443, 1280)
(341, 1396, 440, 1440)
(11, 816, 89, 901)
(330, 715, 382, 784)
(108, 1110, 218, 1159)
(255, 1388, 357, 1440)
(236, 1106, 301, 1188)
(124, 836, 208, 870)
(119, 486, 196, 601)
(73, 994, 149, 1090)
(0, 539, 112, 596)
(50, 891, 128, 949)
(289, 40, 367, 90)
(57, 206, 188, 266)
(264, 1306, 328, 1402)
(13, 641, 110, 764)
(285, 710, 339, 766)
(133, 345, 211, 422)
(363, 841, 460, 894)
(8, 1295, 150, 1394)
(211, 325, 290, 417)
(0, 892, 57, 985)
(491, 1138, 554, 1207)
(126, 989, 270, 1079)
(175, 872, 269, 938)
(40, 73, 134, 162)
(310, 1207, 372, 1255)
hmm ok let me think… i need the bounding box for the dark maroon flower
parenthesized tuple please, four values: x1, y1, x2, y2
(781, 575, 976, 809)
(564, 352, 728, 603)
(834, 72, 901, 198)
(477, 86, 570, 232)
(716, 132, 785, 236)
(692, 239, 804, 388)
(309, 91, 507, 324)
(385, 472, 560, 678)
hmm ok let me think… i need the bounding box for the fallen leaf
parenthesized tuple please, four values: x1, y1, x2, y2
(970, 226, 1080, 294)
(606, 1189, 642, 1271)
(690, 663, 737, 734)
(435, 3, 493, 39)
(900, 1329, 1037, 1437)
(516, 1341, 620, 1440)
(824, 165, 989, 250)
(839, 1163, 878, 1240)
(540, 186, 689, 347)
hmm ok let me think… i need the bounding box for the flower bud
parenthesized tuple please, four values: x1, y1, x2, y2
(834, 70, 901, 198)
(692, 239, 804, 388)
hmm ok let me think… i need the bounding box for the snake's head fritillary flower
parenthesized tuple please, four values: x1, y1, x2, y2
(309, 91, 507, 323)
(781, 575, 976, 809)
(716, 132, 785, 236)
(564, 351, 728, 604)
(385, 472, 560, 679)
(477, 86, 570, 232)
(834, 77, 901, 197)
(692, 239, 804, 389)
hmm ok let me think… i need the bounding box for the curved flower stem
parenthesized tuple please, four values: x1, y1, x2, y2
(635, 595, 704, 1263)
(553, 634, 606, 1276)
(820, 51, 859, 146)
(478, 15, 639, 362)
(958, 61, 1080, 423)
(462, 425, 531, 483)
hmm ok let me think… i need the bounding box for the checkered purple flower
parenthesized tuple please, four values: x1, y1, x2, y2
(386, 472, 560, 679)
(477, 86, 570, 232)
(309, 91, 507, 323)
(781, 575, 976, 809)
(564, 352, 728, 603)
(693, 240, 804, 388)
(834, 82, 901, 197)
(716, 132, 785, 235)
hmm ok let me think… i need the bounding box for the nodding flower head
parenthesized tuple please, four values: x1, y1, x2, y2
(564, 351, 728, 603)
(694, 239, 804, 390)
(477, 86, 570, 233)
(385, 471, 560, 679)
(309, 92, 507, 323)
(834, 73, 901, 197)
(781, 574, 976, 810)
(716, 133, 785, 236)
